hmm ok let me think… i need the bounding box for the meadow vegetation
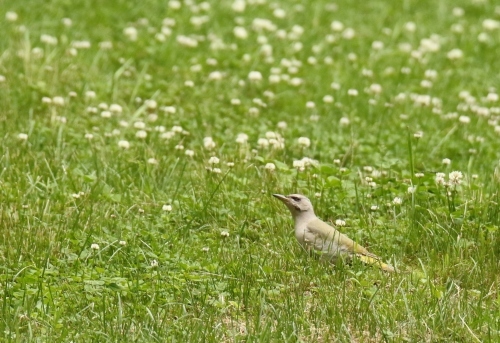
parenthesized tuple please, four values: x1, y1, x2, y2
(1, 0, 500, 341)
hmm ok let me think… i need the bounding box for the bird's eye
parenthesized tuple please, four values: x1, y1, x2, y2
(291, 196, 301, 202)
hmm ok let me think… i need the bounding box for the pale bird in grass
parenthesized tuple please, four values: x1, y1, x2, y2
(273, 194, 395, 272)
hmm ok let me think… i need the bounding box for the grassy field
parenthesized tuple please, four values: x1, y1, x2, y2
(1, 0, 500, 341)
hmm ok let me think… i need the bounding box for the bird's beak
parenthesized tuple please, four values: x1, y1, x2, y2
(272, 194, 288, 203)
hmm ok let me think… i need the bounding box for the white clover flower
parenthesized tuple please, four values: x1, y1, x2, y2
(442, 158, 451, 165)
(18, 133, 28, 140)
(269, 137, 285, 150)
(150, 259, 159, 267)
(231, 98, 241, 105)
(40, 34, 58, 45)
(226, 162, 234, 168)
(323, 95, 334, 103)
(176, 35, 198, 47)
(269, 75, 280, 83)
(420, 80, 433, 88)
(482, 19, 500, 31)
(5, 11, 18, 22)
(161, 132, 175, 140)
(289, 77, 303, 86)
(293, 160, 305, 171)
(277, 121, 287, 129)
(134, 121, 146, 129)
(407, 186, 417, 194)
(371, 41, 384, 50)
(335, 219, 346, 226)
(339, 117, 350, 126)
(414, 131, 423, 139)
(185, 149, 194, 157)
(449, 171, 463, 185)
(119, 240, 127, 246)
(99, 41, 113, 49)
(265, 163, 276, 171)
(330, 82, 341, 90)
(459, 115, 470, 124)
(118, 140, 130, 149)
(330, 21, 344, 32)
(248, 71, 262, 82)
(452, 7, 464, 17)
(370, 205, 378, 211)
(208, 156, 220, 164)
(85, 133, 94, 140)
(253, 98, 266, 107)
(203, 137, 216, 150)
(347, 89, 358, 96)
(404, 21, 416, 32)
(52, 96, 65, 106)
(306, 101, 315, 109)
(424, 69, 438, 80)
(162, 204, 172, 211)
(201, 246, 209, 252)
(248, 107, 259, 116)
(136, 130, 147, 139)
(435, 172, 446, 185)
(220, 230, 230, 237)
(301, 157, 318, 167)
(342, 28, 356, 39)
(393, 197, 403, 205)
(211, 168, 222, 174)
(297, 137, 311, 147)
(124, 26, 138, 41)
(236, 133, 248, 144)
(208, 71, 223, 81)
(362, 69, 373, 77)
(447, 49, 463, 60)
(147, 158, 158, 164)
(257, 138, 269, 148)
(233, 26, 248, 39)
(369, 84, 382, 94)
(232, 0, 245, 12)
(162, 106, 176, 114)
(419, 37, 440, 52)
(72, 40, 91, 49)
(108, 104, 122, 113)
(0, 75, 5, 83)
(307, 56, 317, 65)
(145, 99, 157, 109)
(486, 93, 499, 102)
(170, 125, 182, 133)
(90, 243, 100, 250)
(415, 172, 424, 178)
(100, 111, 111, 118)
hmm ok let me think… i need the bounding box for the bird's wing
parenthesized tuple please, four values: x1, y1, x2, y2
(306, 218, 371, 255)
(306, 218, 395, 273)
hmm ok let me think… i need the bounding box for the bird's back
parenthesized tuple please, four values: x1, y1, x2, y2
(296, 217, 372, 257)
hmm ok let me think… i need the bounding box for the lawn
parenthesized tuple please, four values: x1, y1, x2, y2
(1, 0, 500, 341)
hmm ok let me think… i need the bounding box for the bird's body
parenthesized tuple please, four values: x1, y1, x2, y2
(273, 193, 395, 272)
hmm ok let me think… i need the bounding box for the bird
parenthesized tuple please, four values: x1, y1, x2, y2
(273, 193, 395, 272)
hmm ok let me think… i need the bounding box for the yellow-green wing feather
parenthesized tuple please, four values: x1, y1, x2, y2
(306, 218, 370, 255)
(307, 218, 395, 272)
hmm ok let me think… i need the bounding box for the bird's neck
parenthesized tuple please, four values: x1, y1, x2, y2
(292, 211, 317, 226)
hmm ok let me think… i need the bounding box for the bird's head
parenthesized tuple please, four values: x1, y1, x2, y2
(272, 193, 315, 216)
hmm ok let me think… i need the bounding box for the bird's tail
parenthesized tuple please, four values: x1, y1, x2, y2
(357, 254, 395, 273)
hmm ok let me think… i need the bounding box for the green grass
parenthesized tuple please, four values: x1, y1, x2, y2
(1, 0, 500, 341)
